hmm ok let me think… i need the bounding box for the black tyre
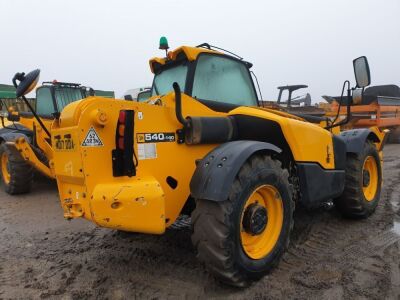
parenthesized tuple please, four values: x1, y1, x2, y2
(191, 155, 294, 287)
(0, 143, 33, 194)
(388, 127, 400, 144)
(334, 141, 382, 218)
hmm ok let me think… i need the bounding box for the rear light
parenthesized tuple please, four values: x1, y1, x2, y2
(117, 112, 126, 149)
(112, 110, 136, 177)
(118, 111, 126, 123)
(118, 124, 125, 136)
(118, 137, 124, 150)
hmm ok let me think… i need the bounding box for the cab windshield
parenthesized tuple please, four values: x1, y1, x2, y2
(151, 54, 258, 107)
(192, 55, 257, 106)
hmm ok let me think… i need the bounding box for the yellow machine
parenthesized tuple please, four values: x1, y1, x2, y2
(0, 76, 98, 194)
(17, 39, 387, 286)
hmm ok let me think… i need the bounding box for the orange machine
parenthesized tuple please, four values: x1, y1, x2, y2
(325, 85, 400, 143)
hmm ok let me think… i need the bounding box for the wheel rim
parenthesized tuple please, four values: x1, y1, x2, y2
(362, 155, 378, 201)
(1, 152, 10, 184)
(240, 184, 284, 259)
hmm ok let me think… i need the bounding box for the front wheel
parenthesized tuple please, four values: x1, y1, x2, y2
(334, 141, 382, 218)
(191, 155, 294, 287)
(0, 143, 33, 195)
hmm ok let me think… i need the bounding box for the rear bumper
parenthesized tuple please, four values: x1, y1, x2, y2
(60, 176, 166, 234)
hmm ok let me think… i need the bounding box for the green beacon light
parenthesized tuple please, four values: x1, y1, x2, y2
(159, 36, 169, 56)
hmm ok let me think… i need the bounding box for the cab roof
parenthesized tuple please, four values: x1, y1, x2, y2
(149, 45, 223, 74)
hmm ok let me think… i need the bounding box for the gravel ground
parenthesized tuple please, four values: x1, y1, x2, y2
(0, 145, 399, 299)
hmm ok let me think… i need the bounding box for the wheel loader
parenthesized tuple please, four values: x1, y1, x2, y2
(0, 75, 108, 194)
(17, 39, 387, 287)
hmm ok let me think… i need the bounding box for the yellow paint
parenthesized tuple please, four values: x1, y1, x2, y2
(1, 151, 10, 184)
(50, 89, 350, 233)
(149, 46, 221, 73)
(90, 177, 165, 233)
(13, 137, 54, 178)
(362, 156, 378, 201)
(229, 106, 336, 169)
(240, 185, 283, 259)
(5, 116, 55, 178)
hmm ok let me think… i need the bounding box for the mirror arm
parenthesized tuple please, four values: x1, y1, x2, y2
(342, 86, 352, 125)
(325, 80, 351, 130)
(12, 72, 25, 88)
(21, 95, 51, 138)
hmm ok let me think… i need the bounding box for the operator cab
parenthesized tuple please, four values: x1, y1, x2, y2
(150, 40, 259, 112)
(35, 81, 92, 118)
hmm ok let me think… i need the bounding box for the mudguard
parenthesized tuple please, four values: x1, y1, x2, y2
(339, 128, 380, 153)
(0, 125, 32, 144)
(190, 140, 281, 201)
(0, 128, 31, 143)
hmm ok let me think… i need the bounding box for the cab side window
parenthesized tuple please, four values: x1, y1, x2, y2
(35, 88, 54, 116)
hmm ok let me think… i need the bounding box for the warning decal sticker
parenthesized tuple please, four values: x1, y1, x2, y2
(81, 127, 103, 147)
(137, 143, 157, 160)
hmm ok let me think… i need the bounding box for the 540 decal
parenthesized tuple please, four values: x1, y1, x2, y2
(136, 132, 175, 143)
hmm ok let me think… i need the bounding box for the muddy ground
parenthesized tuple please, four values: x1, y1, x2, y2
(0, 145, 399, 299)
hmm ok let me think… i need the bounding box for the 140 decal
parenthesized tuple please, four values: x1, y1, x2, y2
(136, 132, 175, 143)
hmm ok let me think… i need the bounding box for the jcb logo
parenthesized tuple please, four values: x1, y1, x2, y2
(137, 134, 145, 143)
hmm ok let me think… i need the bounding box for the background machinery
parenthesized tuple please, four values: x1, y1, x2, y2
(123, 87, 151, 101)
(17, 41, 387, 286)
(324, 84, 400, 143)
(0, 77, 113, 194)
(262, 84, 327, 116)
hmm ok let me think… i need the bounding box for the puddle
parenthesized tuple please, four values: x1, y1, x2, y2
(393, 221, 400, 235)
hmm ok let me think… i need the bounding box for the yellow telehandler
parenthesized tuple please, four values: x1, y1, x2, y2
(0, 74, 110, 194)
(17, 39, 387, 286)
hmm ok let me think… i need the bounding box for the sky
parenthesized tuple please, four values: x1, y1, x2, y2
(1, 0, 399, 102)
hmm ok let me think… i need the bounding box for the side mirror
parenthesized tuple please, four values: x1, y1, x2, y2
(13, 69, 41, 98)
(353, 56, 371, 88)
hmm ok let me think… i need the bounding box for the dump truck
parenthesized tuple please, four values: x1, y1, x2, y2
(324, 84, 400, 143)
(0, 76, 111, 194)
(17, 40, 387, 287)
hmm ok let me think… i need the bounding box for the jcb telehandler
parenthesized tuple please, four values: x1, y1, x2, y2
(0, 74, 99, 194)
(16, 40, 387, 286)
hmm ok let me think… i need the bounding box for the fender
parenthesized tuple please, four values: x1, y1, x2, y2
(339, 128, 380, 153)
(190, 140, 281, 201)
(0, 130, 32, 144)
(0, 124, 32, 144)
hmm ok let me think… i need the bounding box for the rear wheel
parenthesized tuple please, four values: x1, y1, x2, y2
(334, 141, 381, 218)
(388, 127, 400, 144)
(191, 155, 294, 287)
(0, 143, 33, 195)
